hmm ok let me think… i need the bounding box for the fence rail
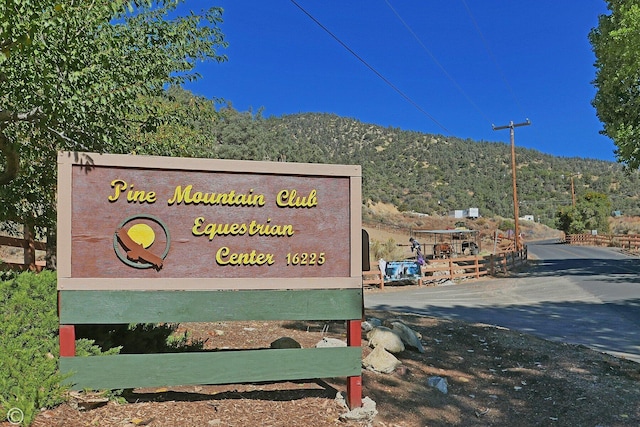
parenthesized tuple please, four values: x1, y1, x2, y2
(566, 233, 640, 253)
(0, 224, 46, 272)
(362, 247, 528, 289)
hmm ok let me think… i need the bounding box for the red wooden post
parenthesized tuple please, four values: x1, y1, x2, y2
(59, 325, 76, 357)
(346, 319, 362, 408)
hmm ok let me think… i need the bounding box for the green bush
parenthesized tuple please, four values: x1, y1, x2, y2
(76, 323, 205, 354)
(498, 219, 515, 232)
(0, 271, 205, 425)
(0, 271, 66, 425)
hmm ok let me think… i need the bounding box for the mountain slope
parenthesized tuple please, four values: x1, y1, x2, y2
(264, 112, 640, 224)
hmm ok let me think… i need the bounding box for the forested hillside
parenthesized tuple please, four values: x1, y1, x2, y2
(134, 88, 640, 226)
(265, 113, 640, 224)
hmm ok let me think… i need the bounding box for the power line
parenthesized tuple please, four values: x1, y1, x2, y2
(461, 0, 527, 118)
(289, 0, 451, 134)
(384, 0, 494, 126)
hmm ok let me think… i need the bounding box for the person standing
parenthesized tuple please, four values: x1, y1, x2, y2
(409, 237, 424, 265)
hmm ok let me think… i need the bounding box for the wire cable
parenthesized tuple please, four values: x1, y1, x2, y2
(384, 0, 494, 126)
(460, 0, 527, 118)
(290, 0, 451, 134)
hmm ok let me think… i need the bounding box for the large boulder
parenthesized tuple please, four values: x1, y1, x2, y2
(366, 326, 405, 353)
(384, 320, 425, 353)
(362, 346, 402, 374)
(270, 337, 301, 349)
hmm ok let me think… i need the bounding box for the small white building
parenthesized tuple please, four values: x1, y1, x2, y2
(465, 208, 479, 219)
(449, 208, 479, 219)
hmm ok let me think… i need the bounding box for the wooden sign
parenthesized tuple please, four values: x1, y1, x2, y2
(57, 152, 362, 290)
(57, 152, 364, 408)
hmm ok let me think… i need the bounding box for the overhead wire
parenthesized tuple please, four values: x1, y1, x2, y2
(385, 0, 541, 167)
(460, 0, 548, 168)
(384, 0, 494, 127)
(289, 0, 451, 135)
(460, 0, 527, 119)
(385, 0, 543, 170)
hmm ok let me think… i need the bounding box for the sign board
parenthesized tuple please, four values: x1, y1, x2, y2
(57, 152, 364, 408)
(57, 152, 362, 291)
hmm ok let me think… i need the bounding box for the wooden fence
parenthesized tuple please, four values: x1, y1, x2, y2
(0, 224, 46, 272)
(567, 233, 640, 253)
(362, 247, 528, 289)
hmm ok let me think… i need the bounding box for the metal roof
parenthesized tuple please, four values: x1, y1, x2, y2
(413, 229, 478, 235)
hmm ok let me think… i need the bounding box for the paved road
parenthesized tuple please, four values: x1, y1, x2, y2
(365, 240, 640, 363)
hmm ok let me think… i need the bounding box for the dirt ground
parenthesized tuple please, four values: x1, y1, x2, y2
(23, 303, 640, 427)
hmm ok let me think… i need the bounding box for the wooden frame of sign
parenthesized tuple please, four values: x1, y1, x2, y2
(57, 151, 363, 408)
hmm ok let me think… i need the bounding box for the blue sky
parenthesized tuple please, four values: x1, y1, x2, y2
(182, 1, 617, 162)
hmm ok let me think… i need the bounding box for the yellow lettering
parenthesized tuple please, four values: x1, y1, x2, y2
(169, 185, 265, 206)
(276, 189, 318, 208)
(168, 185, 192, 205)
(109, 179, 155, 203)
(192, 218, 248, 240)
(108, 179, 128, 202)
(249, 219, 295, 237)
(192, 217, 206, 236)
(215, 247, 274, 266)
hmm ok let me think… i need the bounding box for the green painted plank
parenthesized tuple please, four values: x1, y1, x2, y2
(60, 347, 362, 390)
(59, 289, 362, 324)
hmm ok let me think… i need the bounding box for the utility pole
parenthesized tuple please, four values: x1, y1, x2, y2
(561, 173, 579, 207)
(492, 119, 531, 251)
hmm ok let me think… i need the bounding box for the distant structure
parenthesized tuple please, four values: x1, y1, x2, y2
(520, 215, 535, 222)
(450, 208, 479, 219)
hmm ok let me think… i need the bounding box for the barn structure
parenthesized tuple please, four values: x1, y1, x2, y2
(412, 229, 480, 259)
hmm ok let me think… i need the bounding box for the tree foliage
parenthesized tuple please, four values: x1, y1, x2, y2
(590, 0, 640, 169)
(555, 191, 611, 234)
(0, 1, 227, 230)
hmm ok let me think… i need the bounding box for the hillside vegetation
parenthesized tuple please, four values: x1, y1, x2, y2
(263, 112, 640, 226)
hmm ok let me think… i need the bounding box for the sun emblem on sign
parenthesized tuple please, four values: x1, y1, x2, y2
(113, 214, 171, 270)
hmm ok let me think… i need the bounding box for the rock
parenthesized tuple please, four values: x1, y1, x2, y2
(362, 346, 402, 374)
(361, 321, 374, 332)
(367, 326, 405, 353)
(68, 391, 109, 411)
(315, 337, 347, 348)
(427, 376, 448, 394)
(336, 393, 378, 425)
(362, 317, 382, 332)
(384, 320, 425, 353)
(270, 337, 301, 349)
(395, 365, 411, 377)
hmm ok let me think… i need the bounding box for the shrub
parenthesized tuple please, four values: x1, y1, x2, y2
(498, 219, 515, 232)
(0, 271, 205, 425)
(0, 271, 66, 425)
(370, 238, 403, 261)
(76, 323, 205, 354)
